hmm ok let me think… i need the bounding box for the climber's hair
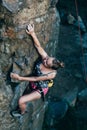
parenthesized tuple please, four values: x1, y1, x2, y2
(52, 58, 64, 70)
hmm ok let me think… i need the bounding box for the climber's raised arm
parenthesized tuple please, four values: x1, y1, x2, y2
(26, 24, 48, 59)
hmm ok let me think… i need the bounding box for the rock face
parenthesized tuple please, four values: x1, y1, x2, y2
(0, 0, 60, 130)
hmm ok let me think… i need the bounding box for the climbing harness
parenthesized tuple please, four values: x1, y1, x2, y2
(29, 59, 55, 101)
(75, 0, 87, 82)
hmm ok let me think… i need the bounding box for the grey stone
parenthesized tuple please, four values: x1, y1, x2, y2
(67, 14, 76, 24)
(74, 73, 83, 78)
(45, 100, 68, 126)
(2, 0, 19, 13)
(10, 84, 20, 110)
(80, 53, 87, 80)
(50, 0, 59, 7)
(81, 33, 87, 48)
(78, 88, 87, 101)
(63, 87, 78, 107)
(73, 16, 86, 33)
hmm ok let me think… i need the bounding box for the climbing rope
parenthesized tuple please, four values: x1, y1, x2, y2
(74, 0, 87, 82)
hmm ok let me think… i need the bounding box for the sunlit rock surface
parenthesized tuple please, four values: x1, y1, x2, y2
(0, 0, 60, 130)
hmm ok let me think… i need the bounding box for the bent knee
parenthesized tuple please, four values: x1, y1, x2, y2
(19, 97, 26, 105)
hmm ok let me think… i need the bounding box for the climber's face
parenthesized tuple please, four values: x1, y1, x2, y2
(43, 57, 55, 68)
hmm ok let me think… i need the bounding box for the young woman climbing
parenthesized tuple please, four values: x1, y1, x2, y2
(10, 24, 64, 117)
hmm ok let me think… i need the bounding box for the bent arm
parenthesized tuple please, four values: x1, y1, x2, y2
(10, 72, 56, 82)
(26, 24, 48, 59)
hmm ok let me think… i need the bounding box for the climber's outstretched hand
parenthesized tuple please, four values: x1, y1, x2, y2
(26, 23, 48, 59)
(10, 73, 21, 81)
(26, 24, 34, 35)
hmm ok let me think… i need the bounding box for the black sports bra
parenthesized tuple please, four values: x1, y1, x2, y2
(33, 60, 54, 88)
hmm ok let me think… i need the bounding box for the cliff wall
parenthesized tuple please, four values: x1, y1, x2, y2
(0, 0, 60, 130)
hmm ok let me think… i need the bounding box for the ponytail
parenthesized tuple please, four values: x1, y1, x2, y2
(52, 58, 64, 70)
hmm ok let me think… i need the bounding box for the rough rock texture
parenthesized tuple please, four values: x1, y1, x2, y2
(0, 0, 60, 130)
